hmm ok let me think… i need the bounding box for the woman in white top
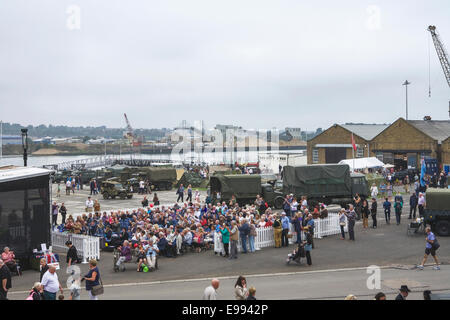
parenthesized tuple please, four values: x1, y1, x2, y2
(370, 183, 379, 198)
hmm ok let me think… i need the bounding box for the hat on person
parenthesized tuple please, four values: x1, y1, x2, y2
(400, 285, 411, 293)
(281, 212, 286, 215)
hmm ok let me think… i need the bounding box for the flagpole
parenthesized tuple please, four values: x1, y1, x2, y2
(352, 133, 355, 172)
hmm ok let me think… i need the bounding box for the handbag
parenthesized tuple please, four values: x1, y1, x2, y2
(432, 239, 440, 250)
(91, 276, 104, 296)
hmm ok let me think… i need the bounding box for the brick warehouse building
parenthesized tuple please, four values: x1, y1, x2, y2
(307, 118, 450, 171)
(306, 123, 388, 164)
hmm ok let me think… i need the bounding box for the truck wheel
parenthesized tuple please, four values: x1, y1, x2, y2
(274, 197, 284, 209)
(435, 221, 450, 236)
(103, 193, 109, 200)
(119, 193, 126, 200)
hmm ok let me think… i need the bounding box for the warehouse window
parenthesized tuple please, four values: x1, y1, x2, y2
(376, 152, 383, 162)
(356, 147, 364, 158)
(312, 149, 319, 163)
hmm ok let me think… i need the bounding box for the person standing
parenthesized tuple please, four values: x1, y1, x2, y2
(383, 198, 391, 224)
(281, 212, 290, 247)
(51, 202, 59, 227)
(418, 193, 426, 218)
(292, 212, 303, 244)
(371, 197, 378, 229)
(90, 179, 95, 195)
(248, 220, 256, 253)
(39, 258, 49, 282)
(345, 205, 356, 241)
(66, 179, 72, 195)
(417, 227, 440, 270)
(361, 200, 369, 229)
(409, 193, 418, 219)
(41, 266, 64, 300)
(339, 209, 346, 239)
(59, 203, 67, 225)
(176, 184, 185, 203)
(229, 221, 239, 259)
(394, 197, 403, 225)
(303, 226, 313, 265)
(85, 196, 94, 213)
(202, 279, 219, 300)
(273, 214, 282, 248)
(370, 183, 379, 199)
(139, 179, 145, 195)
(82, 259, 101, 300)
(238, 219, 250, 254)
(186, 185, 193, 203)
(0, 259, 11, 300)
(220, 223, 230, 258)
(93, 200, 100, 213)
(234, 276, 249, 300)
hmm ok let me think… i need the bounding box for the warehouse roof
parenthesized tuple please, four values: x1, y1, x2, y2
(340, 124, 389, 141)
(0, 166, 53, 183)
(407, 120, 450, 143)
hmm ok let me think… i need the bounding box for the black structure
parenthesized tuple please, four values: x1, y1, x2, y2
(0, 166, 52, 269)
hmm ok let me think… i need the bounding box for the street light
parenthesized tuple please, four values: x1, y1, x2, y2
(21, 128, 28, 166)
(402, 80, 411, 120)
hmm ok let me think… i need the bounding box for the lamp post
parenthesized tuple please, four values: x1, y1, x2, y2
(21, 128, 28, 166)
(402, 80, 411, 120)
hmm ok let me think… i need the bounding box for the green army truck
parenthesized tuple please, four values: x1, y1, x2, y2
(282, 164, 369, 207)
(423, 188, 450, 236)
(209, 174, 284, 208)
(139, 167, 177, 191)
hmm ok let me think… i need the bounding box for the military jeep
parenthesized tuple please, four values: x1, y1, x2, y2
(101, 181, 133, 200)
(423, 188, 450, 236)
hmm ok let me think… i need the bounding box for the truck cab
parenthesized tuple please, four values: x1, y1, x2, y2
(350, 173, 369, 199)
(261, 183, 284, 209)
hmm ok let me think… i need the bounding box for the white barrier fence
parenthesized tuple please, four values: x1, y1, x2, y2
(51, 231, 101, 263)
(223, 213, 344, 252)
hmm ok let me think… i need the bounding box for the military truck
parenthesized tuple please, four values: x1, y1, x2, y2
(209, 174, 284, 208)
(282, 164, 369, 207)
(101, 181, 133, 200)
(423, 188, 450, 236)
(139, 167, 177, 191)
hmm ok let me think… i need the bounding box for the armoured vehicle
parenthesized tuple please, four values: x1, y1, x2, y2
(282, 164, 369, 207)
(100, 181, 133, 200)
(423, 188, 450, 236)
(209, 174, 284, 208)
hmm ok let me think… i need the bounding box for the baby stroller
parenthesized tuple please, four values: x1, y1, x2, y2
(286, 242, 306, 265)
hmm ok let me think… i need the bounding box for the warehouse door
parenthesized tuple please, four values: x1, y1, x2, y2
(325, 147, 347, 164)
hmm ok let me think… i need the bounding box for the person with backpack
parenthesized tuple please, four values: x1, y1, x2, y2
(26, 282, 44, 300)
(394, 198, 403, 225)
(418, 227, 440, 270)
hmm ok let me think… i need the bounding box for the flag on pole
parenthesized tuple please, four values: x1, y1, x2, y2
(351, 133, 357, 152)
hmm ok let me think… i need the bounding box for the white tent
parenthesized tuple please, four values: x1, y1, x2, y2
(338, 157, 385, 170)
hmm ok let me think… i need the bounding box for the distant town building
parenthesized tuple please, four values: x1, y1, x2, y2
(1, 135, 22, 145)
(285, 127, 302, 139)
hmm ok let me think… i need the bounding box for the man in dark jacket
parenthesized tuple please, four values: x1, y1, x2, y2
(409, 193, 418, 219)
(238, 219, 250, 253)
(395, 285, 410, 300)
(66, 241, 80, 266)
(371, 197, 378, 229)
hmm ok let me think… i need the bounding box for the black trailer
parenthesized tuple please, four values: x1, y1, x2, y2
(0, 166, 53, 269)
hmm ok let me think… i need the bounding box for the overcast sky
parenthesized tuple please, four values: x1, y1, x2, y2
(0, 0, 449, 131)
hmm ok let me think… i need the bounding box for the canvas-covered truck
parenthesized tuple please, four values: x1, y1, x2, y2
(139, 167, 177, 191)
(423, 188, 450, 236)
(209, 174, 284, 208)
(282, 164, 369, 207)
